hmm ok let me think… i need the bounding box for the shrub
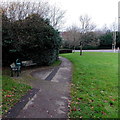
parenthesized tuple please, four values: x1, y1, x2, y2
(2, 13, 62, 66)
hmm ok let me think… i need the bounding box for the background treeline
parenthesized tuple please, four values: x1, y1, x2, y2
(1, 2, 65, 66)
(61, 15, 120, 50)
(61, 30, 120, 50)
(99, 31, 120, 49)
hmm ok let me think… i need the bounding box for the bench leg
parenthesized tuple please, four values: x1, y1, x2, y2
(16, 70, 19, 77)
(11, 70, 13, 77)
(19, 69, 21, 73)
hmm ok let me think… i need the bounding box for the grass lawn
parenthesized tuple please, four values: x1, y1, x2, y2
(61, 52, 118, 118)
(2, 75, 31, 115)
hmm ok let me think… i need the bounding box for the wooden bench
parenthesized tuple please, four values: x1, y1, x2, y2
(10, 63, 21, 77)
(10, 60, 36, 77)
(21, 60, 37, 67)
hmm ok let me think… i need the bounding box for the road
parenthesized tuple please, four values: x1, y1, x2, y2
(72, 49, 119, 53)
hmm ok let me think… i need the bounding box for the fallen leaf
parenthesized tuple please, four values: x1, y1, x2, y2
(77, 98, 83, 101)
(111, 99, 116, 101)
(6, 95, 12, 97)
(101, 111, 106, 115)
(104, 100, 108, 103)
(71, 107, 77, 111)
(89, 99, 94, 102)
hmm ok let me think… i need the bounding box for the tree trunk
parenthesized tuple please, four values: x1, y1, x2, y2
(80, 45, 82, 55)
(73, 46, 75, 53)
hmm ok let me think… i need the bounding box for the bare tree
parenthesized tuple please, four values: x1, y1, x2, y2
(61, 31, 73, 49)
(48, 5, 65, 30)
(0, 1, 50, 21)
(1, 1, 65, 30)
(110, 21, 118, 32)
(79, 14, 96, 55)
(79, 14, 96, 33)
(66, 26, 80, 52)
(101, 24, 111, 34)
(61, 25, 80, 49)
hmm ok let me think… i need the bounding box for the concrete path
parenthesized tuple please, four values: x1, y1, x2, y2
(16, 57, 72, 118)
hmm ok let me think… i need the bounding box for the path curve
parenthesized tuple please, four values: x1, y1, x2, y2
(16, 56, 72, 118)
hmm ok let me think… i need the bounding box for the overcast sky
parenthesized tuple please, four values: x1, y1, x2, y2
(49, 0, 120, 30)
(1, 0, 120, 30)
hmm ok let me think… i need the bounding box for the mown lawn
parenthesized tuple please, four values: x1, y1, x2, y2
(61, 52, 118, 118)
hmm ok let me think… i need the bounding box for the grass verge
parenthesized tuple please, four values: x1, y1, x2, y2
(51, 59, 62, 67)
(61, 52, 118, 118)
(2, 75, 31, 115)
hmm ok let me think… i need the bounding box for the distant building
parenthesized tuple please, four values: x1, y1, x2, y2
(118, 1, 120, 31)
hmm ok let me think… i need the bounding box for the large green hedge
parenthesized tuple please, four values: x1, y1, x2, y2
(2, 14, 62, 66)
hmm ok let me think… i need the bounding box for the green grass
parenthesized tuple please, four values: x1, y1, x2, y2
(2, 75, 31, 115)
(61, 52, 118, 118)
(51, 59, 62, 67)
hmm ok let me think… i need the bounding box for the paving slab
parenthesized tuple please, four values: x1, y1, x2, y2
(31, 67, 54, 80)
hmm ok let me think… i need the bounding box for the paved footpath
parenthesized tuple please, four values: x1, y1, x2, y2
(16, 57, 72, 118)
